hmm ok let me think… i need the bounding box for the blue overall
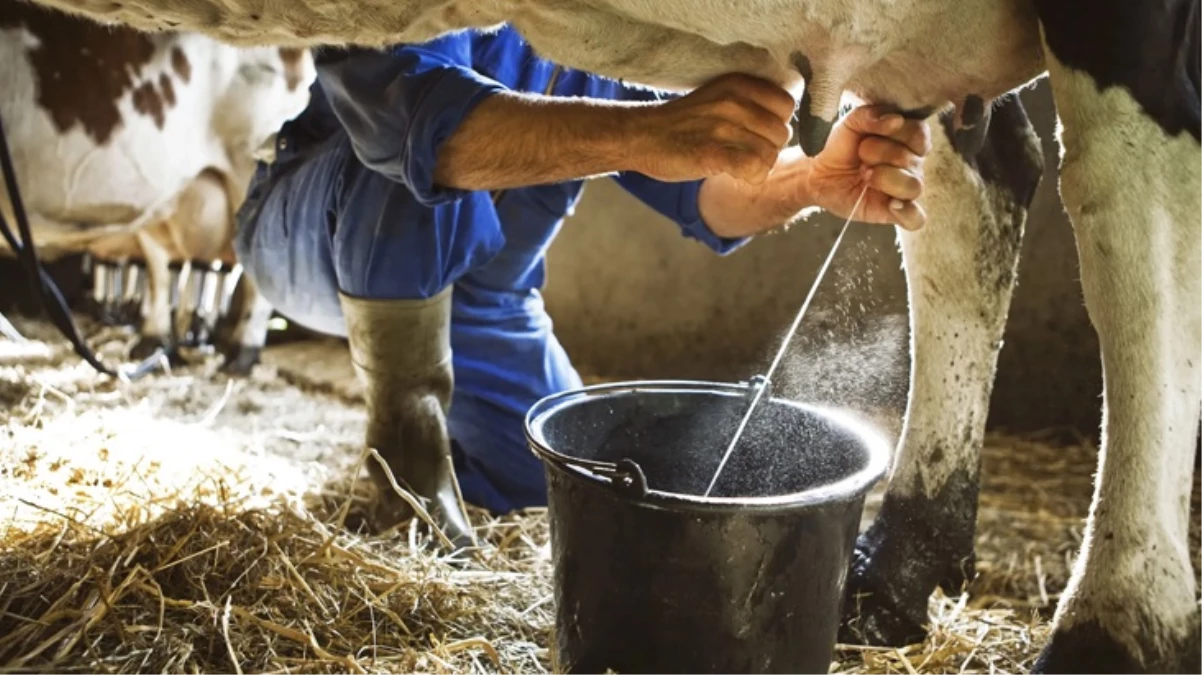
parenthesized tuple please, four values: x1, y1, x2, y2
(235, 26, 747, 513)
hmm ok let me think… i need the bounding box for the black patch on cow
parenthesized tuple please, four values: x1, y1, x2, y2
(158, 73, 176, 107)
(1034, 0, 1201, 141)
(0, 2, 157, 145)
(131, 81, 165, 129)
(954, 106, 991, 159)
(960, 95, 985, 127)
(840, 467, 981, 646)
(279, 48, 307, 91)
(171, 47, 192, 83)
(950, 95, 990, 158)
(1033, 615, 1202, 674)
(942, 94, 1044, 207)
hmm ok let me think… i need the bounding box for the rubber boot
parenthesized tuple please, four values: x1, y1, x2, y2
(340, 287, 476, 548)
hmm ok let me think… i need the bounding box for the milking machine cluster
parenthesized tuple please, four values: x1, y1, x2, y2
(80, 254, 244, 352)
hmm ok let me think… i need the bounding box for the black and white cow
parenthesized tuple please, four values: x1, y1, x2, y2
(0, 3, 315, 370)
(17, 0, 1200, 671)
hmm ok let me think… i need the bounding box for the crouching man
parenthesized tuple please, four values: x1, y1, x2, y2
(235, 24, 931, 544)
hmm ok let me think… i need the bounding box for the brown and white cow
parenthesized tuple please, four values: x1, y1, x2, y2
(12, 0, 1201, 671)
(0, 2, 314, 370)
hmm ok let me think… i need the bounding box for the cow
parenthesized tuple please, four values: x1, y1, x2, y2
(0, 2, 315, 372)
(11, 0, 1200, 672)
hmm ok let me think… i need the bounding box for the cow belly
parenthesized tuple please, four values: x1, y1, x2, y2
(9, 125, 215, 228)
(510, 0, 1045, 110)
(25, 0, 488, 47)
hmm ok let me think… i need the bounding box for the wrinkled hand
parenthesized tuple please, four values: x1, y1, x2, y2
(632, 73, 795, 185)
(807, 106, 931, 230)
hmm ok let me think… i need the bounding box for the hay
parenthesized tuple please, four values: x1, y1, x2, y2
(0, 477, 554, 674)
(0, 485, 1055, 675)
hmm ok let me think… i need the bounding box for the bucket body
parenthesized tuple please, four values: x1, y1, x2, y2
(525, 381, 890, 674)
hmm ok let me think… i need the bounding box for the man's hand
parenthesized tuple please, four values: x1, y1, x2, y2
(630, 74, 796, 186)
(807, 106, 931, 230)
(699, 103, 932, 238)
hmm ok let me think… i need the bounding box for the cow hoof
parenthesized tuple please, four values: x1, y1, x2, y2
(99, 305, 131, 327)
(219, 346, 261, 376)
(114, 302, 142, 327)
(839, 502, 977, 645)
(1033, 617, 1202, 674)
(129, 336, 172, 361)
(839, 542, 930, 646)
(836, 538, 976, 643)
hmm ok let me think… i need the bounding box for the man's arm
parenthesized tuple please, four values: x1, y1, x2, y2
(434, 73, 796, 191)
(431, 93, 651, 190)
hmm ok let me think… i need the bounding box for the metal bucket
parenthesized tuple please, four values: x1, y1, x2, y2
(525, 380, 890, 674)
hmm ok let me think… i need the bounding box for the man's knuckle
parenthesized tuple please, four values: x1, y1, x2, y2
(702, 98, 736, 120)
(862, 137, 887, 162)
(708, 119, 738, 139)
(889, 145, 912, 165)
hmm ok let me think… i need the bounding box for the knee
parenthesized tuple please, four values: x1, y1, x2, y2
(332, 186, 505, 301)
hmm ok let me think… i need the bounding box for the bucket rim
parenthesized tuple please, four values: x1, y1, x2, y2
(524, 379, 892, 512)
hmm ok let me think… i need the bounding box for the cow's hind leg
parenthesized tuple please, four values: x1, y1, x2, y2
(1032, 41, 1201, 675)
(841, 95, 1044, 645)
(129, 229, 174, 360)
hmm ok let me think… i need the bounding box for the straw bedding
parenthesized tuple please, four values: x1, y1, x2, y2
(1, 318, 1198, 674)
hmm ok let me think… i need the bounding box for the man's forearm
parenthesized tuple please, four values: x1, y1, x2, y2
(434, 91, 652, 190)
(697, 147, 819, 238)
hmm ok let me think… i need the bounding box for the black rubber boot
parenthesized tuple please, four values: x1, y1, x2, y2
(340, 288, 476, 548)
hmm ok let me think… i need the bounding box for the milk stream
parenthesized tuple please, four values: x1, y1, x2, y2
(703, 184, 872, 497)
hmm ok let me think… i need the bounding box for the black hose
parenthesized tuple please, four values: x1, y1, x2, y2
(0, 109, 163, 380)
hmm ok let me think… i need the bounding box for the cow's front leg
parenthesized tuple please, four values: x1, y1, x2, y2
(841, 95, 1044, 645)
(1031, 47, 1202, 674)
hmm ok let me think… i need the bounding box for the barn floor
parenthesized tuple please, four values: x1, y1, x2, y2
(1, 315, 1199, 674)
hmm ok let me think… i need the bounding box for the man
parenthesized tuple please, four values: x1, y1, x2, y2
(235, 25, 931, 544)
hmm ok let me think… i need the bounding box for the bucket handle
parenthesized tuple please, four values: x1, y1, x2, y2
(560, 456, 649, 497)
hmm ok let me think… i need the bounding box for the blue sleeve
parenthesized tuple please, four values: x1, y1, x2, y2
(611, 172, 749, 255)
(312, 35, 506, 206)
